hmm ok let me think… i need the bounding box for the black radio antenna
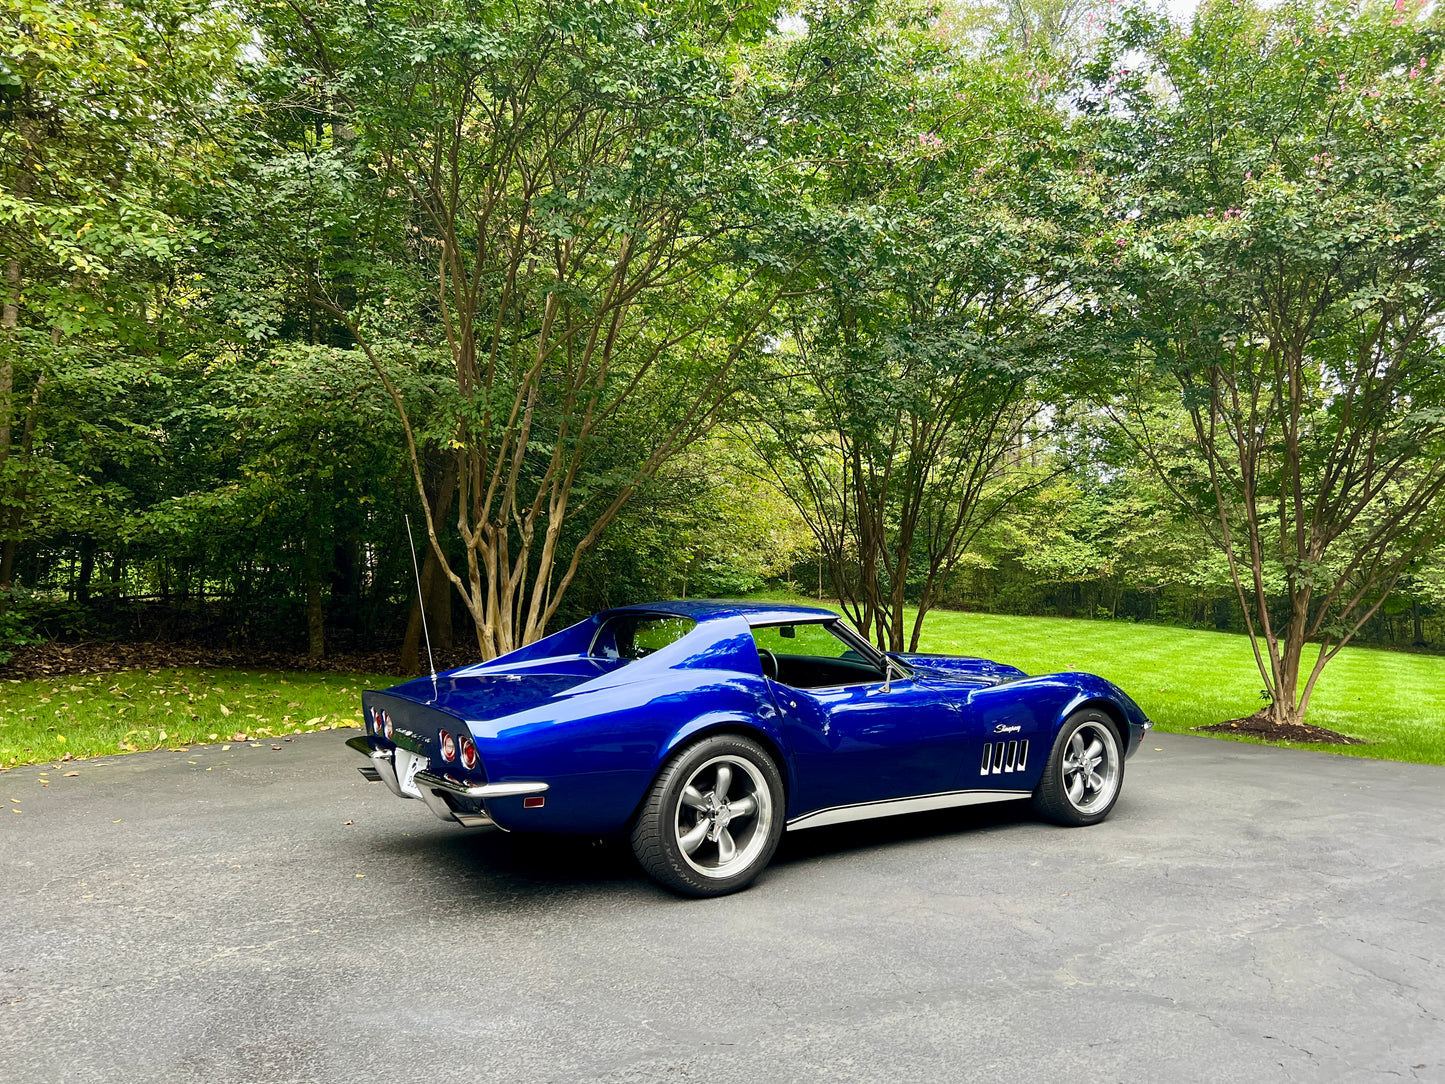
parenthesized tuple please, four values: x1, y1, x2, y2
(404, 514, 437, 681)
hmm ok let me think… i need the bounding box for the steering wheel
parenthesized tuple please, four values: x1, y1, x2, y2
(758, 648, 779, 681)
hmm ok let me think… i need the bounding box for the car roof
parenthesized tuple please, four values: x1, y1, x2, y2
(597, 599, 841, 627)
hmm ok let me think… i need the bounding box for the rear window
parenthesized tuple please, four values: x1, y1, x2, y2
(591, 614, 696, 661)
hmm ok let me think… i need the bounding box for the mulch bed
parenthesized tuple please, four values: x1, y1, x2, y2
(0, 640, 447, 680)
(1194, 708, 1367, 746)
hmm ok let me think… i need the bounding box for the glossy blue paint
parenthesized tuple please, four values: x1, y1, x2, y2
(354, 600, 1149, 834)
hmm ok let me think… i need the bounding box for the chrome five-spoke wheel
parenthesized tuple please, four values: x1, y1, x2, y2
(1061, 721, 1120, 812)
(632, 733, 785, 897)
(675, 755, 773, 878)
(1032, 710, 1124, 827)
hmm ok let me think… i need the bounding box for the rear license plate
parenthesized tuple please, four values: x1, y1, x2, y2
(394, 748, 429, 798)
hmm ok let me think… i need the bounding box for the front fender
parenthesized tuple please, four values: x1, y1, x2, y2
(1054, 674, 1151, 758)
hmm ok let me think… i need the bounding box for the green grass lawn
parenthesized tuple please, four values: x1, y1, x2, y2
(852, 604, 1445, 765)
(0, 668, 395, 769)
(2, 606, 1442, 770)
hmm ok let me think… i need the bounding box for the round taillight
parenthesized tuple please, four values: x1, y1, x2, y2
(459, 735, 478, 771)
(438, 729, 456, 762)
(383, 712, 394, 740)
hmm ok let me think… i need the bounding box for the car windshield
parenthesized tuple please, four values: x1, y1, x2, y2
(591, 614, 696, 661)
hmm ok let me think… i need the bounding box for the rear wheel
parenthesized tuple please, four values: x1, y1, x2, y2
(1032, 710, 1123, 827)
(631, 733, 784, 898)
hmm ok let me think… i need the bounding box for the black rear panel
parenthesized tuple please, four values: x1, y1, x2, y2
(362, 691, 486, 784)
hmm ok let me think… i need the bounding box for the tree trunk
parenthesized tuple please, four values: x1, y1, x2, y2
(306, 575, 325, 660)
(304, 529, 325, 660)
(1413, 600, 1425, 646)
(0, 257, 17, 459)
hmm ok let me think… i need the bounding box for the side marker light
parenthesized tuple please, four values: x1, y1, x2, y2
(523, 796, 545, 809)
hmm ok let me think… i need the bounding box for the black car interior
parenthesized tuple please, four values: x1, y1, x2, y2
(761, 651, 886, 689)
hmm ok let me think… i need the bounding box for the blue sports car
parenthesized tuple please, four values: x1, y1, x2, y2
(347, 600, 1151, 896)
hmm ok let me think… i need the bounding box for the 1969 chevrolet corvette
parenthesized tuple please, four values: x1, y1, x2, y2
(348, 600, 1151, 896)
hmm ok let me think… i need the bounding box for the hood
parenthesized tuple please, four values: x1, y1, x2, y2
(892, 653, 1027, 686)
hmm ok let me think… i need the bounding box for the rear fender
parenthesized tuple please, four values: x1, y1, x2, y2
(660, 709, 797, 808)
(468, 671, 792, 836)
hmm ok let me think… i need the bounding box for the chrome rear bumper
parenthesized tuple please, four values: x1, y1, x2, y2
(345, 734, 548, 831)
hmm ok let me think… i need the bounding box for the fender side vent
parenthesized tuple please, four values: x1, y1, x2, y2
(981, 739, 1030, 775)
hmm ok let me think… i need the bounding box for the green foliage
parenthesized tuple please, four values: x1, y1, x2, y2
(746, 1, 1087, 649)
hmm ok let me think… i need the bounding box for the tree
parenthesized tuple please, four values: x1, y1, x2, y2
(0, 0, 245, 600)
(1083, 0, 1445, 728)
(749, 1, 1070, 651)
(252, 0, 786, 658)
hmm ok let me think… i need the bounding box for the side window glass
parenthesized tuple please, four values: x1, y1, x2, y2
(593, 615, 696, 660)
(752, 622, 853, 660)
(751, 622, 884, 688)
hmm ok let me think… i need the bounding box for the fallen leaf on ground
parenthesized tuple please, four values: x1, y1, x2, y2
(354, 873, 364, 878)
(343, 820, 353, 826)
(219, 704, 231, 716)
(233, 733, 247, 742)
(64, 771, 78, 777)
(271, 745, 281, 751)
(220, 744, 230, 751)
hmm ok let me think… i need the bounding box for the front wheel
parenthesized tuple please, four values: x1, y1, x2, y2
(1032, 710, 1124, 827)
(631, 733, 784, 898)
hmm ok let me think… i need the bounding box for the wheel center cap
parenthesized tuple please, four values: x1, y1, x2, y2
(714, 803, 732, 830)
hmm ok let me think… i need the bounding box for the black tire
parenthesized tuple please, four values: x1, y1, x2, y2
(1032, 709, 1124, 827)
(631, 733, 785, 898)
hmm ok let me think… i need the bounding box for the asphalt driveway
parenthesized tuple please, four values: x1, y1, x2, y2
(2, 730, 1441, 1083)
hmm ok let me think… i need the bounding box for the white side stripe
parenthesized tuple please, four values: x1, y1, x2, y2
(786, 789, 1029, 831)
